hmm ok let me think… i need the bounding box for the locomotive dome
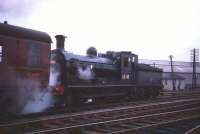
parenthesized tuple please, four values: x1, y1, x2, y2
(86, 47, 97, 56)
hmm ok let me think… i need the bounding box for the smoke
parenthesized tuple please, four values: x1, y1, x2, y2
(20, 80, 53, 114)
(78, 66, 94, 80)
(20, 54, 63, 114)
(0, 75, 53, 114)
(0, 67, 57, 114)
(21, 61, 61, 114)
(49, 61, 60, 86)
(21, 88, 53, 114)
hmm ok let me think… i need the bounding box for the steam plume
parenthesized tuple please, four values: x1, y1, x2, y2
(21, 57, 60, 114)
(20, 80, 53, 114)
(78, 66, 94, 80)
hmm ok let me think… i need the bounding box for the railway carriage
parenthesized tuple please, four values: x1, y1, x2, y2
(0, 22, 51, 113)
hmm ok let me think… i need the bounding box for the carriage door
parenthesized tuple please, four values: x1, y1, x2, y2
(120, 52, 137, 83)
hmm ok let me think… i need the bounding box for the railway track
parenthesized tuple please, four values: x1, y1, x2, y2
(1, 90, 200, 134)
(88, 89, 200, 110)
(71, 107, 200, 134)
(147, 117, 200, 134)
(1, 89, 199, 124)
(184, 124, 200, 134)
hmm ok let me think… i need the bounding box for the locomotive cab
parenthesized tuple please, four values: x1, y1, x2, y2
(120, 52, 138, 83)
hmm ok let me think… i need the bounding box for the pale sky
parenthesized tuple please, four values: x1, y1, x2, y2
(0, 0, 200, 61)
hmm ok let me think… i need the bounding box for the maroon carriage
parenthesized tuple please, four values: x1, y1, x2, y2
(0, 22, 51, 114)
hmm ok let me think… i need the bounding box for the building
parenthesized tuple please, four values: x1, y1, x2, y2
(139, 59, 200, 90)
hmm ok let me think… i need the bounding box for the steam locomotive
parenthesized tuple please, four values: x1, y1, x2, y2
(52, 35, 163, 107)
(0, 22, 162, 114)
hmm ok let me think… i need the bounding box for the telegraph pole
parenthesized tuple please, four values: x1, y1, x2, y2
(169, 55, 176, 91)
(191, 48, 199, 89)
(153, 62, 156, 68)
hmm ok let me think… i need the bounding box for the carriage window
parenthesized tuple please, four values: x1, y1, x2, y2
(27, 43, 41, 67)
(0, 45, 2, 62)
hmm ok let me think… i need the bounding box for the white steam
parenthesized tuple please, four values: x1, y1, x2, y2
(49, 62, 60, 86)
(21, 63, 60, 114)
(20, 80, 53, 114)
(78, 66, 94, 80)
(21, 89, 53, 114)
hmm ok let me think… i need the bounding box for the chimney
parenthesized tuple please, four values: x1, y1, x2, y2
(55, 35, 66, 50)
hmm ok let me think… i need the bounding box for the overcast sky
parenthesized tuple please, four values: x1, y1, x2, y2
(0, 0, 200, 61)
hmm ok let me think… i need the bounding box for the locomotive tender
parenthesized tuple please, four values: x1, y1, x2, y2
(0, 22, 163, 114)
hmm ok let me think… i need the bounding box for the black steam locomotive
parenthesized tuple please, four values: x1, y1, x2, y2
(51, 35, 163, 107)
